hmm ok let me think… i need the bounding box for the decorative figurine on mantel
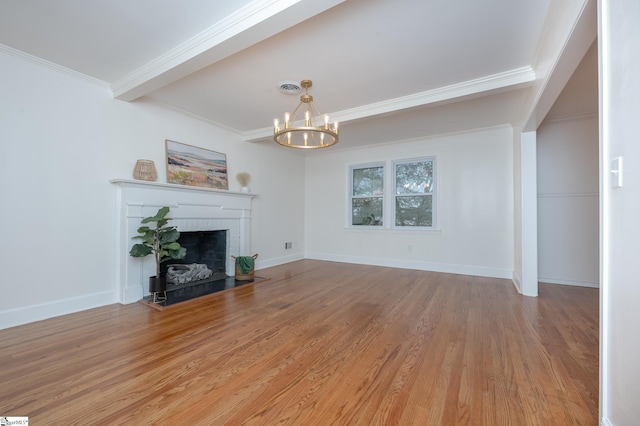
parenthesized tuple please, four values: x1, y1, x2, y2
(236, 172, 251, 193)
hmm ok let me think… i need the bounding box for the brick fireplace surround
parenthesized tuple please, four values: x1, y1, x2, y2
(111, 179, 254, 304)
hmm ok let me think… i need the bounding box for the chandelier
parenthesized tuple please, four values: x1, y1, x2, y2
(273, 80, 339, 149)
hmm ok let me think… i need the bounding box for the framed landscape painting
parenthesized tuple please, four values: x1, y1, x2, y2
(165, 140, 228, 190)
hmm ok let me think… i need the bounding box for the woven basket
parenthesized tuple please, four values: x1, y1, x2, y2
(232, 254, 258, 281)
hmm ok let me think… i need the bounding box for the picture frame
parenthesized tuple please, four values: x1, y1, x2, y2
(165, 140, 228, 190)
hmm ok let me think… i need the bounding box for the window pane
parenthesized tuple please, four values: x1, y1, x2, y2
(352, 197, 383, 226)
(395, 195, 432, 226)
(395, 161, 433, 194)
(353, 166, 384, 196)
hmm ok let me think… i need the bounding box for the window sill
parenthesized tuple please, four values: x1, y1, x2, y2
(345, 226, 441, 233)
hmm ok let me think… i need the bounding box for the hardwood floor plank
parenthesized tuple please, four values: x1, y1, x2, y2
(0, 261, 599, 424)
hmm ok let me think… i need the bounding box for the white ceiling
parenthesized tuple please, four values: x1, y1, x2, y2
(0, 0, 596, 150)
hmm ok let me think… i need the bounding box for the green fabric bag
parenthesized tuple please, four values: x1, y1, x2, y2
(235, 256, 255, 274)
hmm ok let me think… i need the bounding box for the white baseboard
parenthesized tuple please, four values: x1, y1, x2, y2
(256, 253, 305, 270)
(538, 276, 600, 288)
(122, 283, 144, 304)
(305, 252, 513, 279)
(512, 270, 523, 293)
(0, 290, 117, 330)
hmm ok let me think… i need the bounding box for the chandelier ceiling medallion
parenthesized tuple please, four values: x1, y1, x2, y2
(273, 80, 338, 149)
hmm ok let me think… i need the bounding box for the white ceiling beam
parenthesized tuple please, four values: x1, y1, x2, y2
(112, 0, 345, 101)
(241, 67, 536, 142)
(519, 0, 597, 131)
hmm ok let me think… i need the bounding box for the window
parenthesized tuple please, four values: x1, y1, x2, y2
(393, 158, 435, 228)
(350, 163, 384, 226)
(348, 158, 436, 229)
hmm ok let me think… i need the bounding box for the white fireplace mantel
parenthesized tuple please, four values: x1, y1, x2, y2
(111, 179, 254, 304)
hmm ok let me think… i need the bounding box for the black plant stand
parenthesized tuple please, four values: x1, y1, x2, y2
(149, 276, 167, 303)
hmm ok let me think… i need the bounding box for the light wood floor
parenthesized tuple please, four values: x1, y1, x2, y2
(0, 260, 599, 425)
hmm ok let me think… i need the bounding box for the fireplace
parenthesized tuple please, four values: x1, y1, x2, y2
(162, 230, 228, 287)
(111, 179, 254, 304)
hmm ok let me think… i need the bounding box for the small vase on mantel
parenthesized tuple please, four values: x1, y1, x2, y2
(236, 172, 251, 193)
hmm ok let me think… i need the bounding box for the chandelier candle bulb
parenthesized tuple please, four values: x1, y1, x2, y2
(274, 118, 279, 131)
(324, 114, 329, 129)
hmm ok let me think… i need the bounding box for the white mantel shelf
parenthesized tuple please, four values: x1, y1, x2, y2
(110, 179, 256, 198)
(111, 179, 255, 304)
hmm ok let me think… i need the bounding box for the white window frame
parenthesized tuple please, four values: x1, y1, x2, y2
(347, 157, 437, 230)
(391, 157, 436, 230)
(348, 162, 385, 228)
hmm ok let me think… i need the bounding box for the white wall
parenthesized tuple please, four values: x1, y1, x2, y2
(304, 126, 514, 278)
(599, 0, 640, 423)
(537, 115, 599, 287)
(0, 50, 305, 329)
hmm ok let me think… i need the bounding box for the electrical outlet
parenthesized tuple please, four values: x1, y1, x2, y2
(285, 242, 293, 249)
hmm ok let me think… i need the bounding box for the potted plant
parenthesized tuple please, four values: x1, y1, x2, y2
(129, 206, 186, 300)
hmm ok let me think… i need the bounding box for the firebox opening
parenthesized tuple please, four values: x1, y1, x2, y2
(161, 230, 228, 288)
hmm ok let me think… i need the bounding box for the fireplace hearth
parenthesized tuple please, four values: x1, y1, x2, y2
(140, 275, 268, 310)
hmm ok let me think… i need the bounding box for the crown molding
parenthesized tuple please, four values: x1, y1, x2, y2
(542, 110, 597, 124)
(301, 124, 514, 155)
(140, 97, 243, 136)
(0, 43, 109, 88)
(112, 0, 346, 101)
(332, 66, 536, 123)
(242, 67, 535, 142)
(242, 127, 275, 143)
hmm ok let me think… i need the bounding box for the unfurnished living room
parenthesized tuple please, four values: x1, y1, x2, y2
(0, 1, 638, 425)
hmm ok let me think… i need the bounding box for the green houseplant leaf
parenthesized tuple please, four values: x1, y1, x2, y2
(129, 206, 187, 277)
(129, 243, 153, 257)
